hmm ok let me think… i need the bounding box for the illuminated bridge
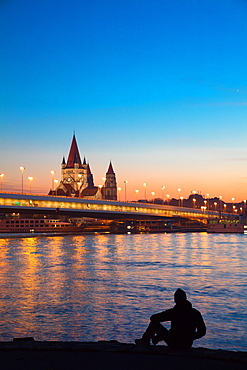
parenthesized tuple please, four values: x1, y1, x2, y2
(0, 192, 236, 221)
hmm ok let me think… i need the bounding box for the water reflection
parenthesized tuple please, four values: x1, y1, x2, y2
(0, 233, 246, 350)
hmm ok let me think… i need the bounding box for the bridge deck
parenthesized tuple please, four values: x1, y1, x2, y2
(0, 192, 236, 220)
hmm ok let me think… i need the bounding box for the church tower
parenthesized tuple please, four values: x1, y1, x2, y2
(103, 162, 117, 200)
(50, 134, 117, 200)
(61, 134, 89, 195)
(52, 134, 95, 197)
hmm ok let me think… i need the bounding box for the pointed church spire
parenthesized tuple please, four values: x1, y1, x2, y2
(106, 161, 114, 174)
(86, 163, 94, 188)
(87, 163, 92, 175)
(83, 156, 87, 165)
(66, 134, 82, 168)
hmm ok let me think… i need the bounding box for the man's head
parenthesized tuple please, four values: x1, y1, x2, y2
(174, 288, 187, 303)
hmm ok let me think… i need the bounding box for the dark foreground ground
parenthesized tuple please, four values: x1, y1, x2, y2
(1, 339, 247, 370)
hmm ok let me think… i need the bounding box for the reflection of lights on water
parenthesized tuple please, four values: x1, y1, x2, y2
(0, 233, 246, 349)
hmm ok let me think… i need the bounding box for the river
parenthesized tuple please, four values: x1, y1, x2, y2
(0, 232, 246, 351)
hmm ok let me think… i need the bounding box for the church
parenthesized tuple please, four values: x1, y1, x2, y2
(49, 134, 117, 200)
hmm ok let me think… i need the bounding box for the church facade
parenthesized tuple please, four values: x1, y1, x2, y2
(49, 135, 117, 200)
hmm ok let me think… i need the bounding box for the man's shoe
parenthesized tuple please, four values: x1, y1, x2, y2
(135, 338, 150, 345)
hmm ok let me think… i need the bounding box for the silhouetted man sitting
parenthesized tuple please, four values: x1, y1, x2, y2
(135, 289, 206, 349)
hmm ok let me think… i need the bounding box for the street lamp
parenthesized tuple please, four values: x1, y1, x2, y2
(193, 198, 196, 209)
(20, 166, 25, 194)
(54, 179, 58, 196)
(28, 177, 33, 193)
(219, 195, 222, 214)
(151, 191, 155, 203)
(161, 185, 165, 204)
(180, 196, 184, 207)
(204, 200, 207, 210)
(98, 185, 103, 200)
(124, 180, 128, 202)
(178, 188, 181, 206)
(166, 194, 170, 205)
(206, 193, 210, 209)
(143, 183, 147, 201)
(232, 198, 235, 213)
(0, 173, 4, 191)
(223, 203, 227, 213)
(102, 178, 106, 198)
(117, 187, 121, 201)
(51, 171, 55, 191)
(135, 189, 139, 201)
(214, 202, 217, 211)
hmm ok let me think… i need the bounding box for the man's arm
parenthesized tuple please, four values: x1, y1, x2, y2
(194, 310, 206, 339)
(150, 308, 173, 322)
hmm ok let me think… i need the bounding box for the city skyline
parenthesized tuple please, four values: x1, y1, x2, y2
(1, 0, 247, 201)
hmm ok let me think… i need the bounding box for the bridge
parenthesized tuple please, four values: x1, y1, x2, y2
(0, 192, 236, 221)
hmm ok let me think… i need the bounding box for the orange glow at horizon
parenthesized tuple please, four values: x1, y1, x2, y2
(2, 171, 247, 203)
(1, 148, 247, 203)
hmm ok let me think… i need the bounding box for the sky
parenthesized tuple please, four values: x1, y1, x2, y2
(1, 0, 247, 202)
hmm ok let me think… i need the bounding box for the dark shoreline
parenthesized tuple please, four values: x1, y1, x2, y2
(1, 340, 246, 370)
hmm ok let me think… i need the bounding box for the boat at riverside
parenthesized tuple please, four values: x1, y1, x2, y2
(0, 218, 84, 234)
(207, 218, 247, 233)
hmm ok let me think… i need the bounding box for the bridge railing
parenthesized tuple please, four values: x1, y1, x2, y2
(0, 192, 239, 220)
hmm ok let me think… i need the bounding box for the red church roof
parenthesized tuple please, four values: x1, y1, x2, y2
(66, 134, 82, 168)
(81, 187, 98, 196)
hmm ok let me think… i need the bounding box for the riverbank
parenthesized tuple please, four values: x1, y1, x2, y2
(1, 340, 247, 370)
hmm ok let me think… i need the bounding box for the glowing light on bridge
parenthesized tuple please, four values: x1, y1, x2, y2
(28, 177, 33, 193)
(180, 196, 184, 207)
(161, 185, 165, 204)
(143, 183, 147, 200)
(0, 173, 4, 191)
(124, 180, 128, 202)
(178, 188, 181, 206)
(51, 171, 55, 191)
(54, 180, 59, 195)
(20, 167, 25, 194)
(193, 198, 196, 208)
(135, 189, 139, 201)
(117, 187, 121, 201)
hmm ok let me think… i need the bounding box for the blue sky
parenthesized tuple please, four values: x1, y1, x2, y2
(1, 0, 247, 201)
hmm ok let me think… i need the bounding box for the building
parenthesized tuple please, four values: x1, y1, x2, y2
(49, 134, 117, 200)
